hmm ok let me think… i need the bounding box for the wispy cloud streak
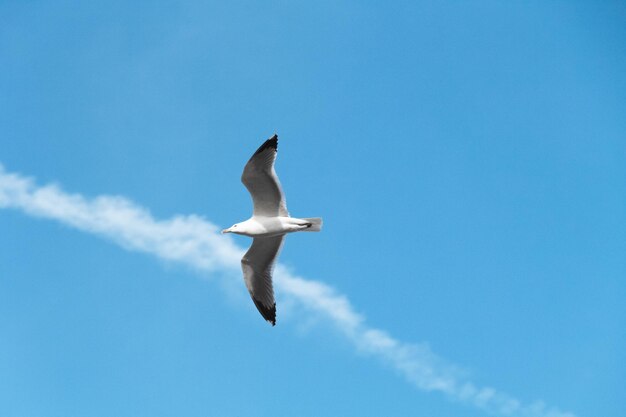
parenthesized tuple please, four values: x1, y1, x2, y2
(0, 164, 575, 417)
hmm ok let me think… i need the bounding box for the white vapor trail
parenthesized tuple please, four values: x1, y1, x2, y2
(0, 164, 575, 417)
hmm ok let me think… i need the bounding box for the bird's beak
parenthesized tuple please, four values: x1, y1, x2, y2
(221, 228, 231, 234)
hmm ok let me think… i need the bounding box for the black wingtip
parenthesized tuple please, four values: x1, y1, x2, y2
(252, 134, 278, 156)
(252, 297, 276, 326)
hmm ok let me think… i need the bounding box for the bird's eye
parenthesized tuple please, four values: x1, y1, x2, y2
(233, 225, 237, 228)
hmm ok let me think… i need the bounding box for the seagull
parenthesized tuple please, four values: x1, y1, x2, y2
(222, 134, 323, 326)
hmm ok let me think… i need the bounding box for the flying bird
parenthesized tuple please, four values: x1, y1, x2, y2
(222, 135, 322, 326)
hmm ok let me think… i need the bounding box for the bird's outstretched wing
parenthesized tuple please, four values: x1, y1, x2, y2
(241, 236, 285, 325)
(241, 134, 289, 217)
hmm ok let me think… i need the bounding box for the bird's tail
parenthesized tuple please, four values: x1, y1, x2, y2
(301, 217, 323, 232)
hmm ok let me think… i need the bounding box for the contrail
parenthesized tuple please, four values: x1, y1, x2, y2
(0, 164, 575, 417)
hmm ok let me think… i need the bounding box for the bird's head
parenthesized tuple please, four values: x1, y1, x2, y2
(221, 223, 240, 234)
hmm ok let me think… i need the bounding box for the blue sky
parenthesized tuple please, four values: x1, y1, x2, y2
(1, 1, 625, 417)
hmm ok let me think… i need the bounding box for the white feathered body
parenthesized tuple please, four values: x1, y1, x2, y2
(232, 216, 322, 238)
